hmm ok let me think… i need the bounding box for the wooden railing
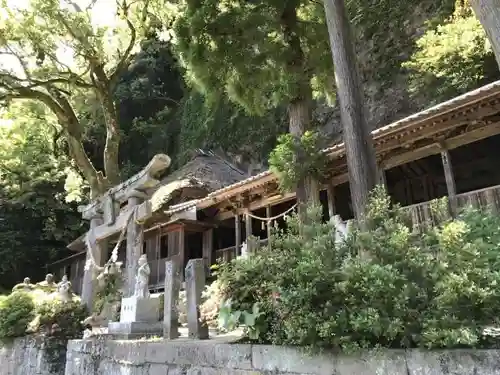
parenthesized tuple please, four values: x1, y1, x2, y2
(214, 238, 269, 263)
(404, 184, 500, 229)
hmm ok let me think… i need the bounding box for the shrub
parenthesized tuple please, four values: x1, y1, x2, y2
(34, 299, 87, 373)
(217, 187, 500, 350)
(0, 291, 35, 339)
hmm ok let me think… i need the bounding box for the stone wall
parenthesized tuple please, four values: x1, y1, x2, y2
(64, 338, 500, 375)
(0, 336, 60, 375)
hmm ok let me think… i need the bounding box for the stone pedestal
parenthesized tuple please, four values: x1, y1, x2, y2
(185, 259, 209, 339)
(107, 321, 164, 339)
(163, 257, 182, 339)
(109, 295, 162, 338)
(120, 296, 160, 323)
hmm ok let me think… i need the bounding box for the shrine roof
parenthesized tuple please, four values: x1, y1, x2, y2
(149, 150, 246, 212)
(162, 79, 500, 215)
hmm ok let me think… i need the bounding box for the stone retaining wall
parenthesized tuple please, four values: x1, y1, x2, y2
(0, 336, 60, 375)
(64, 338, 500, 375)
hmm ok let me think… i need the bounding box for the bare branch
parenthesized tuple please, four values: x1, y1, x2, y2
(109, 0, 151, 88)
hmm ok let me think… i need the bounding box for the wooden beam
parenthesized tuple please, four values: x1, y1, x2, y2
(202, 228, 213, 268)
(235, 214, 241, 255)
(245, 210, 253, 252)
(327, 185, 336, 219)
(266, 206, 272, 239)
(330, 121, 500, 186)
(377, 165, 388, 189)
(441, 147, 458, 215)
(213, 192, 296, 221)
(179, 228, 185, 280)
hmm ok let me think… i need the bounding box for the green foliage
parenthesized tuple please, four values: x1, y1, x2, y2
(173, 0, 332, 114)
(269, 131, 328, 193)
(94, 268, 123, 321)
(404, 5, 498, 105)
(217, 189, 500, 350)
(347, 0, 456, 85)
(0, 103, 81, 289)
(35, 299, 87, 338)
(35, 299, 87, 373)
(178, 92, 288, 166)
(0, 292, 35, 339)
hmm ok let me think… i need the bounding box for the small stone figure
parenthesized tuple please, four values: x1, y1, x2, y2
(12, 277, 34, 292)
(56, 275, 73, 302)
(331, 214, 350, 246)
(240, 241, 249, 259)
(134, 254, 150, 298)
(36, 274, 57, 292)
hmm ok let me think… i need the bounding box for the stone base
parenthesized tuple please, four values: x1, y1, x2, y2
(120, 295, 160, 323)
(107, 321, 163, 339)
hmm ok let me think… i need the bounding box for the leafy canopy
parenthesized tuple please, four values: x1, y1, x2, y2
(0, 0, 169, 195)
(172, 0, 333, 114)
(404, 4, 498, 105)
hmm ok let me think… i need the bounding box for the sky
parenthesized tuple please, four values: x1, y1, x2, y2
(0, 0, 118, 74)
(0, 0, 117, 127)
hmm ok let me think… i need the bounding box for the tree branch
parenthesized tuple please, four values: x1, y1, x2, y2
(0, 85, 105, 195)
(109, 0, 150, 88)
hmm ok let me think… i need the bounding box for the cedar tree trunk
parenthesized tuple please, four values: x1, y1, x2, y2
(470, 0, 500, 68)
(323, 0, 378, 220)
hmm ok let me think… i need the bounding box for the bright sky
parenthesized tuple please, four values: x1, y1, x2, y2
(0, 0, 118, 73)
(0, 0, 118, 127)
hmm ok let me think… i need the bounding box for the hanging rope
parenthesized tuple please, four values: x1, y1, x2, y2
(245, 203, 298, 222)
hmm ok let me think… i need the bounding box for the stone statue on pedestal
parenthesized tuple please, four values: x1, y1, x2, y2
(134, 254, 150, 298)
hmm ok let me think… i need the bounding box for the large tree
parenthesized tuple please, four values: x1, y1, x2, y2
(470, 0, 500, 68)
(323, 0, 377, 219)
(172, 0, 333, 205)
(0, 0, 163, 197)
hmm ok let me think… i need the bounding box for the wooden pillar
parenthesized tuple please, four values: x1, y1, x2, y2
(202, 228, 214, 268)
(235, 214, 241, 256)
(125, 193, 145, 297)
(327, 185, 336, 219)
(441, 148, 458, 215)
(245, 210, 253, 252)
(378, 164, 387, 190)
(266, 206, 272, 239)
(81, 215, 108, 310)
(179, 227, 186, 280)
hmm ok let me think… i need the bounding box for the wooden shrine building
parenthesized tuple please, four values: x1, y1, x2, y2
(48, 80, 500, 300)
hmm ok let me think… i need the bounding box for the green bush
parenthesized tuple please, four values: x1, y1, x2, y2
(35, 299, 87, 338)
(0, 291, 35, 339)
(34, 299, 87, 373)
(217, 187, 500, 350)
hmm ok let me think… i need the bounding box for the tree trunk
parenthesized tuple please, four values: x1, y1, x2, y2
(470, 0, 500, 68)
(99, 92, 121, 186)
(282, 4, 320, 214)
(289, 92, 320, 213)
(323, 0, 378, 220)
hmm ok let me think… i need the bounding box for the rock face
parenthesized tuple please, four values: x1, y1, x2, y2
(62, 338, 500, 375)
(0, 336, 61, 375)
